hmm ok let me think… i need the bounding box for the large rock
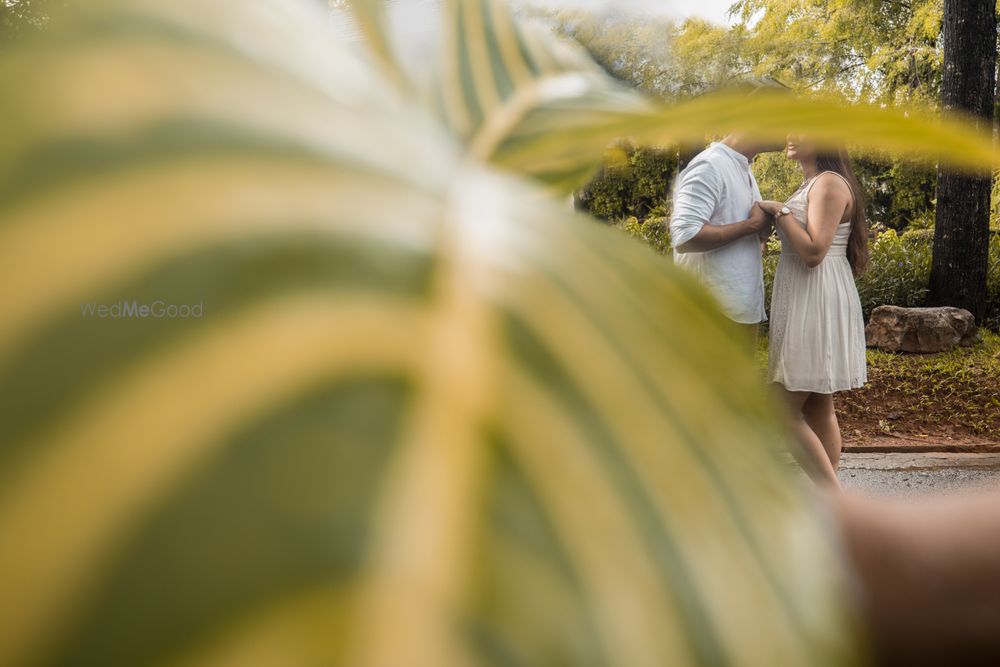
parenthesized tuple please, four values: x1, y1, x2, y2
(865, 306, 981, 353)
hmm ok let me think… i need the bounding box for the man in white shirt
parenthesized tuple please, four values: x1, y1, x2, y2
(670, 135, 778, 338)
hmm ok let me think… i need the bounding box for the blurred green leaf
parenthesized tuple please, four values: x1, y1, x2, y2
(9, 0, 998, 665)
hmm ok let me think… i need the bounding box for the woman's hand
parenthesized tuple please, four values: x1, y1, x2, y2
(757, 200, 785, 216)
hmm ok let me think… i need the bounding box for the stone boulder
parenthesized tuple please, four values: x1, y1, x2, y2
(865, 306, 981, 353)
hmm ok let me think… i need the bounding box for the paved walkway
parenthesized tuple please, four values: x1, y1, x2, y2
(839, 452, 1000, 497)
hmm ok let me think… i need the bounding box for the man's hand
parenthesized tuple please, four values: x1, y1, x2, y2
(675, 203, 775, 254)
(757, 219, 774, 243)
(746, 202, 773, 232)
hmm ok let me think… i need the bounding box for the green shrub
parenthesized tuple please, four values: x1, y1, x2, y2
(577, 142, 678, 221)
(991, 171, 1000, 229)
(852, 154, 937, 231)
(987, 230, 1000, 330)
(854, 228, 933, 317)
(753, 152, 802, 202)
(610, 215, 671, 255)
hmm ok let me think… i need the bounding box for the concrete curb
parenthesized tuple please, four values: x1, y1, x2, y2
(843, 442, 1000, 454)
(840, 452, 1000, 471)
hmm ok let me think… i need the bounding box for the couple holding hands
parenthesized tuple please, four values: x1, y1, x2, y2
(670, 134, 869, 488)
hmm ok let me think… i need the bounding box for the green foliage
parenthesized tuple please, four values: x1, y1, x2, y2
(992, 171, 1000, 229)
(854, 229, 934, 316)
(753, 152, 802, 202)
(576, 142, 677, 221)
(532, 0, 945, 106)
(988, 229, 1000, 330)
(729, 0, 943, 105)
(863, 228, 1000, 329)
(666, 18, 753, 97)
(852, 154, 937, 230)
(610, 215, 671, 255)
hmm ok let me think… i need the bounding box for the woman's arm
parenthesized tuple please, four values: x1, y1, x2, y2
(763, 175, 851, 268)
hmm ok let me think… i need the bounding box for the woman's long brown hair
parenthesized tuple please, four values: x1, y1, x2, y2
(815, 147, 869, 277)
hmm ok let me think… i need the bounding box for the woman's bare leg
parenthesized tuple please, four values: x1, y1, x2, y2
(776, 386, 841, 489)
(802, 392, 843, 472)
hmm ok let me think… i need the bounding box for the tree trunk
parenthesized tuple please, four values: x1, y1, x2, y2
(927, 0, 997, 320)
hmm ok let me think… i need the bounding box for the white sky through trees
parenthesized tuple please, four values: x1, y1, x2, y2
(330, 0, 738, 44)
(519, 0, 738, 25)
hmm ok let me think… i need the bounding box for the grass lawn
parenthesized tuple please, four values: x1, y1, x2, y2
(757, 331, 1000, 445)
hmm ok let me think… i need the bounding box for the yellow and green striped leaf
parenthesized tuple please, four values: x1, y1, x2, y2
(0, 1, 882, 666)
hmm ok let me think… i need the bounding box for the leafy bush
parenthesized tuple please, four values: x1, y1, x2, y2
(576, 141, 678, 220)
(852, 154, 937, 231)
(611, 215, 671, 254)
(753, 152, 802, 202)
(855, 228, 933, 317)
(991, 171, 1000, 229)
(987, 230, 1000, 329)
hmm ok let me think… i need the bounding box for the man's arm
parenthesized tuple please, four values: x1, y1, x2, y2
(676, 205, 772, 253)
(670, 162, 771, 254)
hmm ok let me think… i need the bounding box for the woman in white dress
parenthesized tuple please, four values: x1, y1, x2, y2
(758, 138, 868, 489)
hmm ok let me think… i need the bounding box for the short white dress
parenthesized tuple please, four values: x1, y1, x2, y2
(768, 172, 867, 393)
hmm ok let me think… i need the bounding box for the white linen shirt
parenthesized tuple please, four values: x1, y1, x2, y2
(669, 142, 766, 324)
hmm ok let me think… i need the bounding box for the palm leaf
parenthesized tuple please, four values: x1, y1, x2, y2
(0, 1, 872, 666)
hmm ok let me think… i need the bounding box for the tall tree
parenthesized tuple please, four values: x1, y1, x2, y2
(731, 0, 944, 106)
(927, 0, 997, 318)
